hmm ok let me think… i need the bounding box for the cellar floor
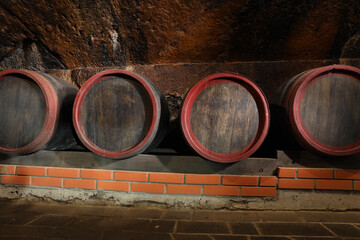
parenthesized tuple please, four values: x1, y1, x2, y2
(0, 199, 359, 239)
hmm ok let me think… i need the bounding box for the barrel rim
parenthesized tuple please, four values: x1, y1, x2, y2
(288, 64, 360, 156)
(73, 69, 159, 159)
(0, 69, 59, 154)
(181, 72, 270, 163)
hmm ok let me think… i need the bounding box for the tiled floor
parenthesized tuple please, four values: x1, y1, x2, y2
(0, 200, 360, 240)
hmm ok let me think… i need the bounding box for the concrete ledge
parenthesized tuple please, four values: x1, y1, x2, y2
(1, 185, 359, 210)
(0, 150, 278, 175)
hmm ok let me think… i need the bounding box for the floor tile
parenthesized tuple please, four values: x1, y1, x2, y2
(251, 237, 292, 240)
(21, 204, 77, 215)
(45, 227, 104, 240)
(297, 212, 360, 223)
(0, 213, 41, 225)
(0, 225, 102, 240)
(28, 215, 75, 227)
(0, 237, 43, 240)
(216, 211, 259, 222)
(257, 211, 306, 222)
(256, 223, 333, 236)
(148, 220, 176, 233)
(65, 216, 103, 229)
(103, 232, 172, 240)
(0, 202, 28, 214)
(126, 208, 163, 219)
(173, 234, 212, 240)
(292, 237, 342, 240)
(323, 224, 360, 237)
(177, 221, 229, 234)
(229, 222, 259, 234)
(95, 218, 151, 232)
(192, 210, 214, 220)
(212, 235, 248, 240)
(74, 205, 129, 218)
(161, 210, 193, 220)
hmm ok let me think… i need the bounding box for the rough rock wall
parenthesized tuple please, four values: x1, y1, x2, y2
(1, 0, 360, 70)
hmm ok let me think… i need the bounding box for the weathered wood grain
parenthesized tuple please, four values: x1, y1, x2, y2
(80, 76, 153, 151)
(40, 73, 78, 150)
(190, 82, 259, 154)
(74, 70, 169, 159)
(0, 75, 46, 148)
(0, 70, 78, 154)
(181, 73, 270, 163)
(300, 74, 360, 147)
(280, 65, 360, 156)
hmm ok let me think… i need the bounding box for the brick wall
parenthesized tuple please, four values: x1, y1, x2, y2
(0, 165, 276, 197)
(1, 165, 359, 199)
(278, 168, 360, 191)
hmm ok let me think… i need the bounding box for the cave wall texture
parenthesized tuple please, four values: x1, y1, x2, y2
(0, 0, 360, 152)
(1, 0, 359, 69)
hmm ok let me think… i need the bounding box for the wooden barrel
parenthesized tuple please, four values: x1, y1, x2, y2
(180, 73, 270, 163)
(73, 69, 169, 159)
(280, 65, 360, 156)
(0, 69, 78, 154)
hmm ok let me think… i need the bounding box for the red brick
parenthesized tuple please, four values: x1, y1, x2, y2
(167, 184, 202, 195)
(64, 179, 96, 189)
(48, 168, 79, 178)
(81, 169, 112, 180)
(241, 187, 276, 197)
(204, 186, 239, 196)
(222, 176, 258, 186)
(278, 179, 314, 189)
(297, 169, 333, 179)
(149, 172, 184, 184)
(355, 181, 360, 190)
(0, 165, 15, 175)
(316, 180, 353, 190)
(185, 174, 220, 185)
(98, 181, 129, 192)
(16, 166, 46, 176)
(32, 177, 62, 187)
(259, 176, 277, 187)
(277, 168, 296, 178)
(1, 175, 31, 185)
(131, 183, 164, 193)
(334, 170, 360, 180)
(114, 171, 147, 182)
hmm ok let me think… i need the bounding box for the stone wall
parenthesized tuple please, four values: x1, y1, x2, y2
(1, 0, 360, 70)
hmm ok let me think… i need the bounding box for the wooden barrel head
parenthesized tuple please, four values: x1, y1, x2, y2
(0, 75, 46, 148)
(80, 75, 153, 152)
(286, 65, 360, 156)
(190, 81, 259, 154)
(73, 69, 164, 159)
(300, 74, 360, 147)
(181, 73, 270, 163)
(0, 70, 60, 154)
